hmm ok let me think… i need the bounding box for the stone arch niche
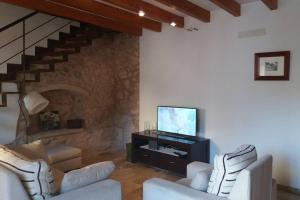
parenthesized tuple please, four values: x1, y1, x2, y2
(27, 84, 89, 135)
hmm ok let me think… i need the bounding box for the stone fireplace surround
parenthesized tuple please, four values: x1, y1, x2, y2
(28, 84, 87, 134)
(15, 33, 139, 157)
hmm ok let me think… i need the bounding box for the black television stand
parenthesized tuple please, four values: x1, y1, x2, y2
(131, 131, 210, 175)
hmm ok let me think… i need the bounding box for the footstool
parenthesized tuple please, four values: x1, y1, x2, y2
(46, 144, 82, 172)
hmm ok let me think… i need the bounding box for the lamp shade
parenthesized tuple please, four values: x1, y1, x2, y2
(23, 92, 49, 115)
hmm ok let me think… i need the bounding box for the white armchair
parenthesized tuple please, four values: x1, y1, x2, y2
(0, 140, 121, 200)
(143, 155, 277, 200)
(0, 163, 121, 200)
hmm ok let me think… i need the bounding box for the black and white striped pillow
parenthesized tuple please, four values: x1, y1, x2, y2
(207, 145, 257, 197)
(0, 145, 55, 200)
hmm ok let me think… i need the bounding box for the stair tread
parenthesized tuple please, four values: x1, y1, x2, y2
(60, 32, 91, 41)
(1, 25, 100, 97)
(39, 50, 77, 56)
(1, 92, 20, 94)
(48, 39, 90, 49)
(29, 59, 66, 64)
(17, 69, 52, 73)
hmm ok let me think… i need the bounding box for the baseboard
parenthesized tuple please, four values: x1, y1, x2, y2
(278, 184, 300, 196)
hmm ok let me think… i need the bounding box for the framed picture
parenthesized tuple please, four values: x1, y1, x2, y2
(255, 51, 290, 80)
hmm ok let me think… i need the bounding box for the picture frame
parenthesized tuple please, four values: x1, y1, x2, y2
(254, 51, 290, 80)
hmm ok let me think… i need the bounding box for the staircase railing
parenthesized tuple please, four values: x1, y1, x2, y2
(0, 11, 73, 69)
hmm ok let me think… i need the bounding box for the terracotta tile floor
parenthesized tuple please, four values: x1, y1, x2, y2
(83, 151, 300, 200)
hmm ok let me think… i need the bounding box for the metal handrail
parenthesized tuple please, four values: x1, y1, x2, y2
(0, 11, 38, 32)
(0, 21, 73, 66)
(0, 16, 57, 50)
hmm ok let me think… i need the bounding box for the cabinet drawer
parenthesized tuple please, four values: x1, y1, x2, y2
(158, 154, 189, 174)
(134, 149, 157, 165)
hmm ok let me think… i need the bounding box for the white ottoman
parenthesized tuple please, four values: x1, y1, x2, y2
(46, 144, 82, 172)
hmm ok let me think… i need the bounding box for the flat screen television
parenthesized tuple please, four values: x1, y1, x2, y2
(157, 106, 197, 138)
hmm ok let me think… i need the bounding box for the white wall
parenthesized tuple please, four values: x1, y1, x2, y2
(140, 0, 300, 189)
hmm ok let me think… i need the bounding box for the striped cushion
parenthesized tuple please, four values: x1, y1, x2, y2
(207, 144, 257, 197)
(0, 145, 55, 200)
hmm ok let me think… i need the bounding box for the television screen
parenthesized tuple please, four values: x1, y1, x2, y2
(157, 106, 197, 137)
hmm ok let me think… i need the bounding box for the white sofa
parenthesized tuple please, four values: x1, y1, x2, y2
(0, 164, 121, 200)
(143, 155, 277, 200)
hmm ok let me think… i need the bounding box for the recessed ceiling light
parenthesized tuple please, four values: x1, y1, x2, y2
(170, 22, 177, 27)
(138, 10, 145, 17)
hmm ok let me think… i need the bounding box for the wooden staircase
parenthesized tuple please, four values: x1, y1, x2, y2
(0, 24, 104, 107)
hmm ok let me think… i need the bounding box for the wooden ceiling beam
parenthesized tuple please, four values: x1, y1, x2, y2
(261, 0, 278, 10)
(51, 0, 161, 32)
(155, 0, 210, 23)
(2, 0, 142, 36)
(209, 0, 240, 17)
(102, 0, 185, 28)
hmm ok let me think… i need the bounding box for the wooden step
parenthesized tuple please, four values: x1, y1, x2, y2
(59, 32, 91, 42)
(16, 71, 40, 82)
(48, 39, 89, 50)
(0, 68, 17, 81)
(70, 26, 100, 37)
(35, 46, 78, 57)
(23, 55, 67, 65)
(6, 63, 26, 71)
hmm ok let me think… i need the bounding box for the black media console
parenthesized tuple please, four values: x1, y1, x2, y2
(131, 132, 210, 175)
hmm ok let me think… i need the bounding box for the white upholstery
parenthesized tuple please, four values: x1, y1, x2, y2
(190, 170, 211, 191)
(176, 178, 192, 187)
(0, 145, 55, 199)
(143, 155, 276, 200)
(228, 155, 273, 200)
(144, 178, 226, 200)
(47, 144, 82, 172)
(61, 161, 115, 193)
(0, 165, 31, 200)
(187, 161, 213, 179)
(50, 179, 121, 200)
(208, 145, 257, 197)
(0, 163, 121, 200)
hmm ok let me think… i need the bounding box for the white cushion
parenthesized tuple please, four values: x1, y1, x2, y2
(50, 180, 122, 200)
(12, 140, 50, 163)
(0, 145, 55, 200)
(187, 161, 213, 179)
(176, 178, 192, 187)
(60, 161, 115, 193)
(190, 170, 211, 191)
(207, 144, 257, 198)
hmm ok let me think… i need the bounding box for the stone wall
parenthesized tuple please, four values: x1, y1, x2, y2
(17, 33, 139, 156)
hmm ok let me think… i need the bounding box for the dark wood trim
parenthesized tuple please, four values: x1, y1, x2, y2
(103, 0, 185, 28)
(278, 184, 300, 196)
(254, 51, 290, 81)
(155, 0, 210, 23)
(209, 0, 241, 17)
(2, 0, 142, 36)
(132, 132, 210, 175)
(261, 0, 278, 10)
(51, 0, 161, 32)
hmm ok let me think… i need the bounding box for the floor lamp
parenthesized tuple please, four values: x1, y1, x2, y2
(19, 91, 49, 143)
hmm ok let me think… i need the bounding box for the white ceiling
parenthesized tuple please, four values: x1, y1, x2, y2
(144, 0, 260, 16)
